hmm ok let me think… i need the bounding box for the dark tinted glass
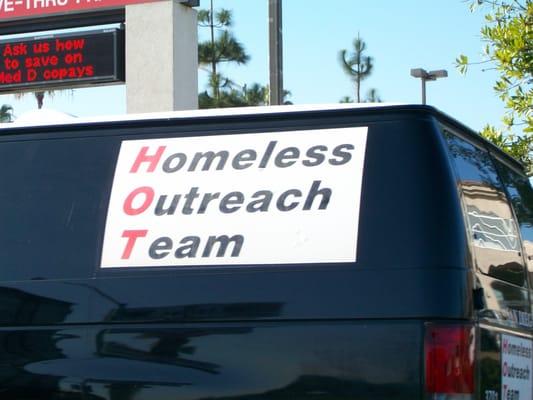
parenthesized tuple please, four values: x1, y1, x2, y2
(493, 158, 533, 287)
(0, 136, 118, 281)
(445, 132, 526, 286)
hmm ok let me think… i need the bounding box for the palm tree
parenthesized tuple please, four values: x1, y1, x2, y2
(198, 0, 250, 104)
(14, 90, 56, 109)
(339, 34, 373, 103)
(197, 1, 292, 109)
(0, 104, 14, 123)
(34, 91, 45, 109)
(242, 83, 269, 106)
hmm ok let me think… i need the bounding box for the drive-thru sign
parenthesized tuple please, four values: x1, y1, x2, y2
(0, 0, 199, 113)
(0, 0, 161, 21)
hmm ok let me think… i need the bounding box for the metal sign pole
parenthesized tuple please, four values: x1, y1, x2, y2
(269, 0, 283, 106)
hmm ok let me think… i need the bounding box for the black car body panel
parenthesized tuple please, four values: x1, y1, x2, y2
(0, 105, 530, 400)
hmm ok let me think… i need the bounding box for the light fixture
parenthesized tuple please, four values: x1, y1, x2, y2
(410, 68, 448, 105)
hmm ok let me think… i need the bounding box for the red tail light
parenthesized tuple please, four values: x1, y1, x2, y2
(425, 324, 475, 396)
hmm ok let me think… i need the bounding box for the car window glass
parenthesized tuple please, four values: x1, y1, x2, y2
(0, 137, 117, 281)
(493, 158, 533, 288)
(444, 132, 526, 287)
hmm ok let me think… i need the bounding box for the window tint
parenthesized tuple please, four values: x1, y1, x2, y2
(0, 136, 118, 281)
(445, 132, 526, 286)
(493, 158, 533, 288)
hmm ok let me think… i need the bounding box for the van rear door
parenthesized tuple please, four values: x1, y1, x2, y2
(443, 127, 533, 400)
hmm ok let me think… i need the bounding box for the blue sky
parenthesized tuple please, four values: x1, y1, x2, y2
(0, 0, 507, 133)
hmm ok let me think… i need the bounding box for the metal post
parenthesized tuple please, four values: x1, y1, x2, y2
(269, 0, 283, 105)
(410, 68, 447, 105)
(421, 77, 427, 105)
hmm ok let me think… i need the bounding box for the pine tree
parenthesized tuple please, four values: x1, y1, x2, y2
(339, 34, 374, 103)
(198, 0, 250, 106)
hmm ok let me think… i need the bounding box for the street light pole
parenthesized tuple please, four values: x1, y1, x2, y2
(269, 0, 283, 105)
(421, 76, 427, 105)
(410, 68, 448, 105)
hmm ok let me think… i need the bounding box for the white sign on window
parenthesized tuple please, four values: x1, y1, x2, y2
(100, 127, 368, 268)
(501, 334, 532, 400)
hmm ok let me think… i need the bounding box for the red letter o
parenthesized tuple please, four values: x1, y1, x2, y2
(123, 186, 155, 216)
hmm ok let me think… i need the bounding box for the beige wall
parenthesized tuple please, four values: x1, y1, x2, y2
(126, 1, 198, 113)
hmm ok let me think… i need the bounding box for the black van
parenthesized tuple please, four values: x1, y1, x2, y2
(0, 104, 530, 400)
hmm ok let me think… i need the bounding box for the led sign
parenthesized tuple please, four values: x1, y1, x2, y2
(0, 29, 124, 92)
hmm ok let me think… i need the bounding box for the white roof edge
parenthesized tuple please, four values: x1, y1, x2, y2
(0, 103, 409, 129)
(10, 108, 78, 126)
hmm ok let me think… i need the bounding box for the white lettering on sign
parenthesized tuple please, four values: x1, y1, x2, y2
(502, 334, 532, 400)
(100, 127, 368, 268)
(0, 0, 14, 12)
(0, 0, 160, 21)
